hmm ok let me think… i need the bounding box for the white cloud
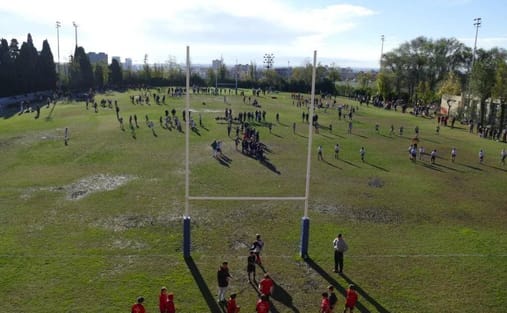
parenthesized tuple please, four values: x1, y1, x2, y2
(0, 0, 377, 66)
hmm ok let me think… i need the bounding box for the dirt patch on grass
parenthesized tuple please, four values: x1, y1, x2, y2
(62, 174, 136, 200)
(93, 213, 181, 232)
(368, 177, 385, 188)
(313, 203, 402, 224)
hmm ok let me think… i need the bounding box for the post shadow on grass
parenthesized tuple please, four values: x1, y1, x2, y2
(483, 163, 507, 172)
(323, 159, 342, 169)
(304, 257, 391, 313)
(271, 282, 300, 313)
(364, 161, 389, 172)
(457, 162, 483, 171)
(421, 162, 444, 172)
(353, 133, 369, 139)
(339, 159, 360, 168)
(433, 162, 460, 172)
(45, 102, 57, 121)
(184, 256, 223, 313)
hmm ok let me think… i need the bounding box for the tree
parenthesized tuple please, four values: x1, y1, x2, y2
(109, 58, 123, 87)
(94, 64, 105, 89)
(492, 60, 507, 131)
(470, 48, 506, 125)
(16, 34, 39, 92)
(37, 39, 57, 91)
(376, 71, 394, 100)
(69, 46, 94, 90)
(327, 64, 341, 82)
(0, 38, 15, 96)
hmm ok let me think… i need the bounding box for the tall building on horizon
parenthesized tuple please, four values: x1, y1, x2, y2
(87, 52, 108, 65)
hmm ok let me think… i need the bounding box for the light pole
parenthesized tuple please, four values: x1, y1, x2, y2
(263, 53, 274, 69)
(72, 21, 78, 47)
(56, 21, 61, 74)
(466, 17, 482, 120)
(380, 35, 385, 70)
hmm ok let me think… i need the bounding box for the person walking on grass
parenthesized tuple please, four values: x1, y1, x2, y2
(501, 148, 506, 166)
(217, 262, 232, 304)
(359, 147, 365, 162)
(256, 294, 270, 313)
(328, 285, 338, 311)
(247, 251, 256, 283)
(479, 149, 485, 164)
(333, 233, 348, 273)
(318, 145, 324, 161)
(159, 287, 168, 313)
(343, 285, 358, 313)
(430, 149, 437, 164)
(334, 144, 340, 159)
(320, 292, 331, 313)
(451, 148, 457, 163)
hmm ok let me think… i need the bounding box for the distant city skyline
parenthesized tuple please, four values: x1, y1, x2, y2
(1, 0, 506, 69)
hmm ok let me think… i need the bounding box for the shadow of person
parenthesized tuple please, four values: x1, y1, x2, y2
(304, 257, 391, 313)
(184, 257, 224, 313)
(271, 282, 300, 313)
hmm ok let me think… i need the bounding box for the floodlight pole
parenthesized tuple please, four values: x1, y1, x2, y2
(72, 21, 78, 47)
(56, 21, 61, 74)
(183, 46, 191, 258)
(380, 35, 384, 70)
(300, 50, 317, 258)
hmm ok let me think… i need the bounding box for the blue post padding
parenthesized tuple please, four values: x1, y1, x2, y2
(300, 217, 310, 258)
(183, 217, 191, 258)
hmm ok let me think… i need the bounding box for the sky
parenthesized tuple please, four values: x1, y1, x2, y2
(1, 0, 506, 69)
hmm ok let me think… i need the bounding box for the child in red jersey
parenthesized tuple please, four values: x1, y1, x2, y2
(343, 284, 358, 313)
(256, 294, 270, 313)
(131, 296, 146, 313)
(320, 292, 331, 313)
(227, 293, 240, 313)
(167, 293, 175, 313)
(258, 274, 274, 299)
(159, 287, 168, 313)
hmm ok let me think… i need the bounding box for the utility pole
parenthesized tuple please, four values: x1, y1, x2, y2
(72, 21, 78, 47)
(56, 21, 61, 73)
(380, 35, 385, 70)
(466, 17, 482, 120)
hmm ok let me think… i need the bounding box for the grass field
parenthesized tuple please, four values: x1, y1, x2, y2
(1, 88, 506, 313)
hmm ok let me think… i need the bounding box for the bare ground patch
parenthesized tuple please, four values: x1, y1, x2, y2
(312, 203, 402, 224)
(92, 213, 181, 232)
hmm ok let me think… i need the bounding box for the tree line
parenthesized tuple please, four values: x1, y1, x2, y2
(2, 33, 506, 130)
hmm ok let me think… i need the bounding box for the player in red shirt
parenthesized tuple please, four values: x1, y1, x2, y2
(159, 287, 168, 313)
(344, 284, 358, 313)
(256, 294, 270, 313)
(319, 292, 331, 313)
(131, 297, 146, 313)
(227, 293, 240, 313)
(167, 293, 175, 313)
(258, 274, 274, 298)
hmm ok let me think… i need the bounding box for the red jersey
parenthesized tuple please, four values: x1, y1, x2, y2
(227, 298, 239, 313)
(256, 299, 270, 313)
(159, 293, 168, 312)
(131, 303, 146, 313)
(320, 297, 331, 313)
(167, 300, 175, 313)
(259, 278, 274, 295)
(345, 289, 358, 307)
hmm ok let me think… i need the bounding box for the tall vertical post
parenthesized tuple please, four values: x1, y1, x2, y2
(56, 21, 61, 74)
(466, 17, 482, 120)
(183, 46, 191, 258)
(300, 50, 317, 258)
(72, 21, 78, 47)
(380, 35, 385, 70)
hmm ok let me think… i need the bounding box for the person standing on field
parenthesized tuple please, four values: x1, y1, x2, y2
(217, 262, 232, 304)
(333, 233, 348, 273)
(343, 285, 358, 313)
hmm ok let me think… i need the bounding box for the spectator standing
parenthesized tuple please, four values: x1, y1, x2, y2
(332, 234, 349, 273)
(217, 262, 232, 304)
